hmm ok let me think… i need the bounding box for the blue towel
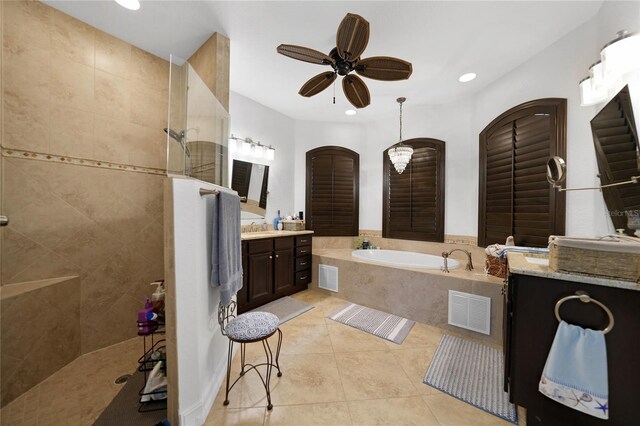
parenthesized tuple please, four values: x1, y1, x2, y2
(539, 321, 609, 419)
(209, 190, 243, 306)
(497, 246, 549, 259)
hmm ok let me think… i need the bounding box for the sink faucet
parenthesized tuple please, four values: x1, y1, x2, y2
(441, 249, 474, 273)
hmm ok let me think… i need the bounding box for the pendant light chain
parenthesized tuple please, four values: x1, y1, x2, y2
(399, 99, 403, 143)
(388, 97, 413, 174)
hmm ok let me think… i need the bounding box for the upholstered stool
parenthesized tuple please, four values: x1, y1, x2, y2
(219, 302, 283, 410)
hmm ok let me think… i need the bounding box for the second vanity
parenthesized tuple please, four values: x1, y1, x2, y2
(505, 252, 640, 425)
(237, 230, 313, 313)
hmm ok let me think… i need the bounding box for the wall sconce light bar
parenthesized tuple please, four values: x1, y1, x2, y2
(229, 134, 275, 160)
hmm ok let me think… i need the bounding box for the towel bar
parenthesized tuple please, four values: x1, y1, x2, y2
(554, 291, 614, 334)
(199, 188, 247, 201)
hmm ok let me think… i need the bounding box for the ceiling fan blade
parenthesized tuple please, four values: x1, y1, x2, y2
(355, 56, 413, 81)
(342, 74, 370, 108)
(336, 13, 370, 61)
(277, 44, 334, 65)
(299, 71, 337, 97)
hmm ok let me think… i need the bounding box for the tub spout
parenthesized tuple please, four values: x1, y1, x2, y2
(441, 249, 474, 273)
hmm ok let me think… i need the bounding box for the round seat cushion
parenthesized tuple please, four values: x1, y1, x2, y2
(226, 311, 279, 341)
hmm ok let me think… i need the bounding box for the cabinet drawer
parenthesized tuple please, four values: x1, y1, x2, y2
(295, 246, 311, 257)
(249, 238, 273, 254)
(295, 270, 311, 286)
(274, 237, 294, 250)
(295, 235, 312, 247)
(296, 255, 311, 272)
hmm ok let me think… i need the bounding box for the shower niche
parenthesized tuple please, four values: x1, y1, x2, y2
(166, 55, 229, 186)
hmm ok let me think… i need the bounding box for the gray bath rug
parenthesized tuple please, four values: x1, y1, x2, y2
(249, 296, 314, 324)
(327, 303, 415, 344)
(423, 335, 518, 424)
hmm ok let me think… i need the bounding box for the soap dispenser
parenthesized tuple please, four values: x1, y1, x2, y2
(150, 280, 165, 312)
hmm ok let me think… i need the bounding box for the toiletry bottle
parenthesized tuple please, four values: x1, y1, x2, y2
(137, 298, 158, 335)
(273, 210, 281, 230)
(150, 280, 165, 312)
(362, 238, 369, 249)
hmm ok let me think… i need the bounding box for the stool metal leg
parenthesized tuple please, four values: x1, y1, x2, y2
(240, 343, 246, 376)
(275, 328, 283, 377)
(262, 338, 274, 410)
(223, 339, 233, 406)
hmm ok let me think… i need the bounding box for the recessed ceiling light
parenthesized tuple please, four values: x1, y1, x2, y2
(458, 72, 477, 83)
(345, 109, 357, 116)
(115, 0, 140, 11)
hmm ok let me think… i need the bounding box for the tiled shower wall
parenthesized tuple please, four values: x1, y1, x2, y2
(1, 0, 167, 404)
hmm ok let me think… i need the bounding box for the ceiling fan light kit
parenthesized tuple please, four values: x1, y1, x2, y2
(277, 13, 413, 109)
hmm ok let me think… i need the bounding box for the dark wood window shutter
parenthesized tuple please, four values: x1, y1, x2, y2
(591, 86, 640, 234)
(383, 138, 445, 242)
(305, 146, 359, 236)
(231, 159, 252, 201)
(478, 99, 566, 247)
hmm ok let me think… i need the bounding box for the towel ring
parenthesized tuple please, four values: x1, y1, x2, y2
(554, 291, 614, 334)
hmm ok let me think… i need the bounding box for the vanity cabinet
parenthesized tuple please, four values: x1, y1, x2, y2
(505, 272, 640, 425)
(238, 234, 312, 313)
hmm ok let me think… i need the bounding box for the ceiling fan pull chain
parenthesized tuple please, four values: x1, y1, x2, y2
(333, 78, 336, 104)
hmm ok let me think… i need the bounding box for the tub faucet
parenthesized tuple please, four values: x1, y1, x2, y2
(250, 222, 256, 232)
(441, 249, 474, 273)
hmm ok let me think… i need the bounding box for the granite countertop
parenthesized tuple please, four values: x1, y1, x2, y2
(507, 252, 640, 291)
(241, 230, 314, 241)
(313, 248, 504, 284)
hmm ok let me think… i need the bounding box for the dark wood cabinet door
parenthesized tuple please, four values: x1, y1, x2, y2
(273, 248, 294, 294)
(248, 252, 272, 303)
(237, 242, 249, 306)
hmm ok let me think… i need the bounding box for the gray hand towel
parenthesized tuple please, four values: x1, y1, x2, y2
(209, 190, 242, 306)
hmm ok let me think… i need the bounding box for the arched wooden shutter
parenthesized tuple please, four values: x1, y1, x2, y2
(305, 146, 359, 236)
(383, 138, 446, 242)
(478, 99, 566, 247)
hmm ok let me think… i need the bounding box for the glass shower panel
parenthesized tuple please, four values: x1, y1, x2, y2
(167, 55, 188, 176)
(165, 56, 229, 187)
(185, 64, 229, 186)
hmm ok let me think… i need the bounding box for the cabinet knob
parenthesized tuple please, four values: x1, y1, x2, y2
(269, 255, 272, 259)
(275, 254, 279, 258)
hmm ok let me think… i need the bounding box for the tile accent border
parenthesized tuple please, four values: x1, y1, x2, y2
(1, 148, 166, 176)
(359, 230, 477, 246)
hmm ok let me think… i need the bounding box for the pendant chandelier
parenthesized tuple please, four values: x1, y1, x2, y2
(388, 97, 413, 174)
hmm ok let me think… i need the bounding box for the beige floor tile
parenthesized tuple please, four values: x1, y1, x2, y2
(205, 407, 265, 425)
(335, 351, 417, 401)
(264, 402, 352, 425)
(327, 322, 390, 353)
(269, 353, 346, 406)
(348, 396, 440, 426)
(386, 322, 444, 350)
(282, 306, 327, 326)
(423, 394, 513, 426)
(213, 364, 272, 409)
(391, 347, 441, 395)
(276, 323, 333, 355)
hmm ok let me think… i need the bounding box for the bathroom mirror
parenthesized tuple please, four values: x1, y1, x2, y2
(546, 156, 567, 187)
(231, 160, 269, 219)
(591, 85, 640, 233)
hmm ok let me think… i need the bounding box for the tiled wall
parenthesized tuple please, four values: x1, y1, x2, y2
(1, 277, 81, 407)
(1, 0, 167, 390)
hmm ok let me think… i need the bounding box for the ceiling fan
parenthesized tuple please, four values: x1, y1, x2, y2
(276, 13, 413, 109)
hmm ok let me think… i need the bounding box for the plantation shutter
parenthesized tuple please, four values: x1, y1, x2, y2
(483, 123, 514, 246)
(479, 99, 566, 248)
(231, 160, 252, 201)
(591, 86, 640, 232)
(305, 147, 359, 236)
(383, 139, 445, 242)
(259, 166, 269, 209)
(513, 114, 552, 247)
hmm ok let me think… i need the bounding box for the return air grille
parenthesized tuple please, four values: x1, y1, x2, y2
(318, 264, 339, 292)
(448, 290, 491, 335)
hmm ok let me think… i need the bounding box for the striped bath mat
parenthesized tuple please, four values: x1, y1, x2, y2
(423, 335, 518, 424)
(327, 303, 415, 344)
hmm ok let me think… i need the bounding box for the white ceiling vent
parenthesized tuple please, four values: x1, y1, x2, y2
(448, 290, 491, 335)
(318, 264, 339, 293)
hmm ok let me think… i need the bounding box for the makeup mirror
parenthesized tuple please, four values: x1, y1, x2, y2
(547, 156, 567, 187)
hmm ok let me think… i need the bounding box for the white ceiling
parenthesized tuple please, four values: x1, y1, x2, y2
(45, 1, 603, 122)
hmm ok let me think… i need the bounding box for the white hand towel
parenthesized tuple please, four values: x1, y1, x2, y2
(539, 321, 609, 419)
